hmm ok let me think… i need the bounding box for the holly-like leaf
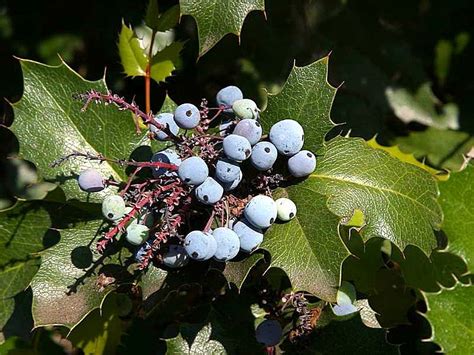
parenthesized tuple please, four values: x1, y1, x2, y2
(0, 202, 52, 266)
(140, 267, 167, 301)
(262, 190, 345, 302)
(0, 298, 14, 331)
(310, 137, 441, 252)
(394, 128, 474, 171)
(0, 202, 52, 326)
(30, 204, 131, 327)
(281, 314, 398, 354)
(10, 60, 147, 202)
(263, 136, 442, 301)
(216, 251, 266, 289)
(367, 137, 447, 180)
(0, 203, 52, 334)
(119, 23, 183, 84)
(423, 284, 474, 355)
(68, 293, 125, 354)
(145, 0, 161, 32)
(118, 23, 148, 77)
(385, 83, 459, 130)
(166, 290, 261, 354)
(150, 42, 183, 83)
(179, 0, 265, 56)
(439, 164, 474, 271)
(155, 5, 180, 32)
(262, 56, 337, 153)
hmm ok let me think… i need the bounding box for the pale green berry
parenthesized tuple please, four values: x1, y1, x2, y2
(232, 99, 259, 119)
(102, 195, 126, 221)
(276, 198, 297, 221)
(125, 220, 149, 245)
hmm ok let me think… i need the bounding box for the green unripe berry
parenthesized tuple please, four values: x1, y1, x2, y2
(232, 99, 259, 119)
(102, 195, 126, 221)
(276, 198, 297, 221)
(125, 220, 149, 245)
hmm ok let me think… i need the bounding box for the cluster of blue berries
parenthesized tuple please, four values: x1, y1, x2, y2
(74, 85, 316, 269)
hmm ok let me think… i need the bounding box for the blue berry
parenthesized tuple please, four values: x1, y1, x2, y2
(174, 103, 201, 129)
(212, 227, 240, 262)
(232, 99, 259, 119)
(178, 156, 209, 185)
(276, 198, 297, 221)
(125, 220, 149, 245)
(195, 177, 223, 205)
(288, 150, 316, 177)
(149, 113, 179, 140)
(223, 134, 252, 161)
(269, 119, 304, 156)
(151, 149, 181, 178)
(215, 158, 241, 183)
(250, 142, 278, 171)
(244, 195, 277, 229)
(184, 231, 215, 261)
(233, 218, 263, 253)
(233, 119, 262, 145)
(78, 169, 104, 192)
(204, 232, 217, 260)
(255, 319, 282, 346)
(218, 171, 242, 191)
(216, 86, 243, 112)
(102, 195, 126, 221)
(162, 245, 190, 268)
(134, 240, 152, 263)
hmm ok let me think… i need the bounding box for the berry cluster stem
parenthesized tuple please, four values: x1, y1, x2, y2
(75, 90, 181, 142)
(51, 151, 178, 171)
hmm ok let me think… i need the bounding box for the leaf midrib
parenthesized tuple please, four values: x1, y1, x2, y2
(310, 173, 439, 218)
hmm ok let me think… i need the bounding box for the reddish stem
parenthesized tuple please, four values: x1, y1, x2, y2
(120, 166, 143, 197)
(77, 90, 181, 142)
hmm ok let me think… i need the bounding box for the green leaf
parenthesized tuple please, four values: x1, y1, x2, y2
(0, 259, 41, 300)
(423, 284, 474, 354)
(385, 83, 459, 130)
(311, 137, 441, 252)
(140, 267, 167, 301)
(0, 203, 51, 327)
(150, 42, 183, 83)
(30, 204, 130, 327)
(439, 164, 474, 271)
(119, 22, 182, 84)
(118, 23, 148, 77)
(262, 190, 344, 302)
(180, 0, 265, 56)
(160, 94, 178, 113)
(216, 251, 266, 289)
(166, 289, 261, 354)
(0, 202, 52, 266)
(394, 128, 474, 171)
(262, 57, 337, 153)
(68, 292, 124, 354)
(281, 314, 398, 354)
(264, 136, 442, 301)
(145, 0, 160, 31)
(10, 60, 147, 201)
(155, 5, 180, 32)
(0, 298, 14, 331)
(367, 137, 447, 180)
